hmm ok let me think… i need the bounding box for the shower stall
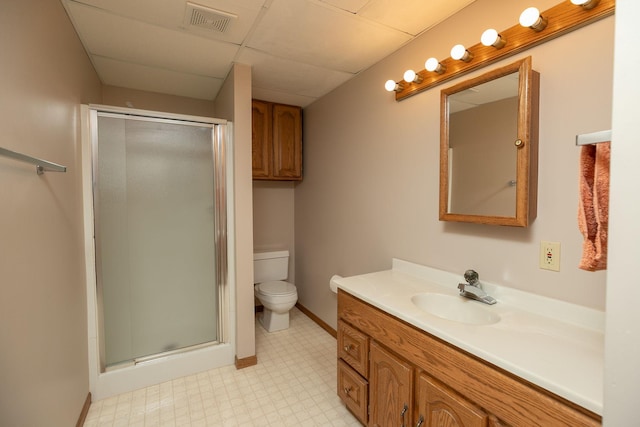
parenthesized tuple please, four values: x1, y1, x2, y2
(81, 105, 235, 400)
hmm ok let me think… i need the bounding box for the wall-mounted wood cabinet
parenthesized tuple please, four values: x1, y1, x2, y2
(251, 100, 302, 181)
(337, 290, 601, 427)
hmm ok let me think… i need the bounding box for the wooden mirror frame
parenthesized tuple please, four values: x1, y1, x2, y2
(439, 56, 539, 227)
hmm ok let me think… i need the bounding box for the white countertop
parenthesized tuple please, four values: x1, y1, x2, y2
(335, 258, 604, 415)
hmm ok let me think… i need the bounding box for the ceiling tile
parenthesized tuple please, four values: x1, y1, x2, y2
(237, 48, 354, 99)
(317, 0, 370, 13)
(66, 0, 265, 44)
(251, 87, 317, 108)
(359, 0, 476, 36)
(66, 2, 238, 78)
(246, 0, 412, 73)
(92, 56, 223, 100)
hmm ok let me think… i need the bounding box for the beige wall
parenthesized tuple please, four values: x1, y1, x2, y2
(0, 1, 102, 426)
(102, 85, 215, 118)
(296, 0, 613, 330)
(215, 64, 256, 361)
(253, 181, 296, 282)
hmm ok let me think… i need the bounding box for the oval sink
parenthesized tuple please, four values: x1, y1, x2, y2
(411, 293, 500, 325)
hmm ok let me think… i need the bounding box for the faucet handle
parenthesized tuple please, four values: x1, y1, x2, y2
(464, 269, 479, 285)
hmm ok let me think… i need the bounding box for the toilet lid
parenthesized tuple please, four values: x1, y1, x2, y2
(256, 281, 296, 295)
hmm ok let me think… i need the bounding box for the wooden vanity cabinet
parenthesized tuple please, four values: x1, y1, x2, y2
(337, 289, 601, 427)
(251, 99, 302, 181)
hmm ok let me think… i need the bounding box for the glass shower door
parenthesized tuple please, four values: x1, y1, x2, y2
(94, 114, 219, 368)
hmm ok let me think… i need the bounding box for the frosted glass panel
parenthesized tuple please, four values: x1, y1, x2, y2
(96, 116, 217, 366)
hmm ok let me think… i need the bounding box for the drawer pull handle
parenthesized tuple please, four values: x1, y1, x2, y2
(343, 344, 353, 352)
(400, 403, 408, 427)
(416, 415, 424, 427)
(343, 386, 352, 395)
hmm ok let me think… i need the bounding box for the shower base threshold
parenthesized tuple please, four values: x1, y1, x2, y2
(105, 340, 222, 372)
(91, 339, 234, 400)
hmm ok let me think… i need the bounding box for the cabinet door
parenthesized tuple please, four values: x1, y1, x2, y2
(251, 100, 271, 178)
(417, 374, 487, 427)
(369, 341, 413, 427)
(272, 103, 302, 179)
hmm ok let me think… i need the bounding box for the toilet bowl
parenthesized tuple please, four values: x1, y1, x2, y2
(253, 250, 298, 332)
(255, 281, 297, 332)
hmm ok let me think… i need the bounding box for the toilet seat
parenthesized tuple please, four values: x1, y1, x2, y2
(255, 281, 296, 296)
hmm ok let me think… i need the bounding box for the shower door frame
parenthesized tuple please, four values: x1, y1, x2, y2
(81, 104, 236, 400)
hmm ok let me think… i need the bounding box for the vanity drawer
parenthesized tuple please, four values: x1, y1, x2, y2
(338, 321, 369, 377)
(338, 359, 368, 425)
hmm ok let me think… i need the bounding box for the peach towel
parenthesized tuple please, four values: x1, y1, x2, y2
(578, 141, 610, 271)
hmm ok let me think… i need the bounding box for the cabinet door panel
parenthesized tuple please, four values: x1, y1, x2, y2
(272, 104, 302, 179)
(369, 341, 413, 427)
(251, 100, 271, 178)
(418, 374, 487, 427)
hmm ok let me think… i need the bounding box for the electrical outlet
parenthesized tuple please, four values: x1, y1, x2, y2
(540, 241, 561, 271)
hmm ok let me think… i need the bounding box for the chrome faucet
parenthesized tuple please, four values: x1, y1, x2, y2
(457, 270, 496, 305)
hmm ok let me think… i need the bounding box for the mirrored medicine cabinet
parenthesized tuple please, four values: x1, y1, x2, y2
(439, 56, 539, 227)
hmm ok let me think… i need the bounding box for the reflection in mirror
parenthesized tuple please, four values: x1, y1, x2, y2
(448, 75, 519, 217)
(440, 57, 539, 227)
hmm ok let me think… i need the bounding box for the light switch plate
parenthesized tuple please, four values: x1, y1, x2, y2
(540, 241, 560, 272)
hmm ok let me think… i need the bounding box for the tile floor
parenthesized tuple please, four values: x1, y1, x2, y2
(83, 308, 361, 426)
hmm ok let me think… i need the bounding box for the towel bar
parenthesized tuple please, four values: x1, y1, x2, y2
(0, 146, 67, 175)
(576, 130, 611, 146)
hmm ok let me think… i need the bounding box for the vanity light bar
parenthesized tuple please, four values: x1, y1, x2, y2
(386, 0, 614, 102)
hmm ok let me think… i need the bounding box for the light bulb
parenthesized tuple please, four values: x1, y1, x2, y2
(519, 7, 539, 27)
(481, 28, 506, 49)
(451, 44, 473, 62)
(385, 80, 396, 92)
(403, 69, 423, 84)
(519, 7, 547, 31)
(425, 58, 438, 71)
(571, 0, 599, 9)
(384, 79, 403, 92)
(425, 57, 445, 74)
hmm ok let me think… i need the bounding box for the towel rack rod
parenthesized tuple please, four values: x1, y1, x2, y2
(576, 130, 611, 146)
(0, 146, 67, 175)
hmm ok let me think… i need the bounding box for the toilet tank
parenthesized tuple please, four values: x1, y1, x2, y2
(253, 250, 289, 283)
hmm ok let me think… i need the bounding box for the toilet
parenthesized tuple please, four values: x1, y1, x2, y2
(253, 250, 298, 332)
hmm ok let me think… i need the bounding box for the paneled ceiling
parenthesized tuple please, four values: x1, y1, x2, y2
(62, 0, 476, 107)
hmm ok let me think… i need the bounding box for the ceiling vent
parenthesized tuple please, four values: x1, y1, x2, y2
(184, 2, 237, 34)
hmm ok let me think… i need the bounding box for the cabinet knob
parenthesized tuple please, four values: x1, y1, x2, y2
(343, 344, 353, 352)
(343, 386, 352, 396)
(514, 139, 524, 148)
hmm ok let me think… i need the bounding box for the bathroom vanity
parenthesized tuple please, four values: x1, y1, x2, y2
(336, 259, 603, 426)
